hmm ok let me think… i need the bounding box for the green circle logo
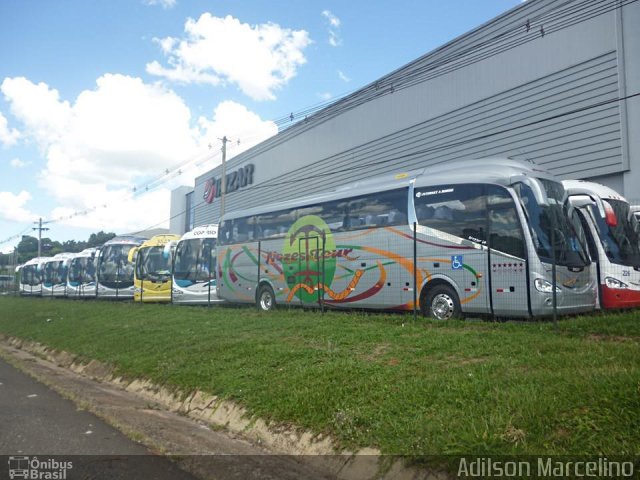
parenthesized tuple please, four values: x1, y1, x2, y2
(283, 215, 336, 302)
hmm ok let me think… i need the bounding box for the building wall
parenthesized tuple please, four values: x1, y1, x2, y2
(620, 0, 640, 201)
(183, 0, 639, 225)
(169, 186, 193, 235)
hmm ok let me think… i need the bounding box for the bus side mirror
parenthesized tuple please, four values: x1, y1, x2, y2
(567, 195, 595, 209)
(163, 241, 176, 261)
(511, 175, 549, 206)
(566, 195, 591, 220)
(128, 247, 139, 264)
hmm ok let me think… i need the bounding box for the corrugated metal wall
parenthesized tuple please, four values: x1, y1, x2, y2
(192, 0, 632, 226)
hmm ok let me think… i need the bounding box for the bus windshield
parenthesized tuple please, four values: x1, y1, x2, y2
(43, 261, 66, 285)
(591, 199, 640, 267)
(69, 257, 96, 284)
(136, 246, 172, 282)
(517, 179, 590, 268)
(173, 238, 216, 283)
(99, 244, 135, 287)
(21, 265, 40, 286)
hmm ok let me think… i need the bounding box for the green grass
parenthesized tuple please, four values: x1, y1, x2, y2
(0, 296, 638, 459)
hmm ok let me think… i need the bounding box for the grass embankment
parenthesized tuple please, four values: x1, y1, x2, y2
(0, 296, 638, 458)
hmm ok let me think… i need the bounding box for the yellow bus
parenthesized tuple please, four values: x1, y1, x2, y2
(129, 234, 180, 303)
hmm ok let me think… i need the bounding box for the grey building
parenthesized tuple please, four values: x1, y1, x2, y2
(170, 186, 195, 234)
(172, 0, 640, 234)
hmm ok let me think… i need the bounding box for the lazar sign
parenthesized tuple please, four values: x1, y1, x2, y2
(203, 164, 255, 204)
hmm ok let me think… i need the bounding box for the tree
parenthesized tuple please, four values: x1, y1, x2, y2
(16, 235, 38, 263)
(15, 231, 117, 264)
(87, 231, 116, 247)
(62, 239, 88, 253)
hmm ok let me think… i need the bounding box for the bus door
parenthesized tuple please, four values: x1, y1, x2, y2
(487, 193, 529, 317)
(297, 235, 323, 307)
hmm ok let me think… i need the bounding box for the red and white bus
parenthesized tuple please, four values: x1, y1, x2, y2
(564, 180, 640, 309)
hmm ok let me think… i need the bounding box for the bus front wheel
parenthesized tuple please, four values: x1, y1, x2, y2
(423, 284, 461, 320)
(257, 284, 276, 312)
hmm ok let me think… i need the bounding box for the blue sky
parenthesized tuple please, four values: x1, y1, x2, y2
(0, 0, 521, 252)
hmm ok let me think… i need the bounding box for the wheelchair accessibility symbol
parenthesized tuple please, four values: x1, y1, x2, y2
(451, 255, 464, 270)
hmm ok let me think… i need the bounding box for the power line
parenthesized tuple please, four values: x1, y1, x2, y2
(32, 218, 50, 258)
(285, 0, 636, 130)
(36, 0, 639, 226)
(0, 0, 635, 244)
(135, 91, 639, 232)
(218, 92, 639, 197)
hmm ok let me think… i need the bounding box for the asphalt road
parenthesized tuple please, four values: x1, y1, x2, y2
(0, 357, 197, 480)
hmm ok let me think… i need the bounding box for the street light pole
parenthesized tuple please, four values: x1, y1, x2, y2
(33, 218, 49, 258)
(219, 136, 228, 221)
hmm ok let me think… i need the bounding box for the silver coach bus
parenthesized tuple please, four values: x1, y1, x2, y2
(41, 252, 75, 297)
(171, 224, 220, 305)
(217, 158, 595, 319)
(66, 247, 99, 298)
(17, 256, 52, 296)
(96, 235, 147, 299)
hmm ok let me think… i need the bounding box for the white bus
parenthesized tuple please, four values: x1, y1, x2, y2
(96, 235, 147, 299)
(0, 274, 14, 292)
(17, 256, 51, 296)
(66, 247, 99, 298)
(41, 252, 75, 297)
(564, 180, 640, 309)
(171, 224, 220, 305)
(217, 158, 595, 319)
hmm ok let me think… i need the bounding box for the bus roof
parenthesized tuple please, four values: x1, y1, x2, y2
(22, 256, 52, 267)
(412, 158, 555, 189)
(562, 179, 628, 203)
(138, 234, 181, 249)
(179, 224, 218, 242)
(49, 252, 76, 261)
(70, 247, 98, 260)
(102, 235, 148, 247)
(221, 157, 555, 222)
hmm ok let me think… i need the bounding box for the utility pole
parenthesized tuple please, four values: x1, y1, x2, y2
(219, 136, 228, 220)
(33, 217, 49, 258)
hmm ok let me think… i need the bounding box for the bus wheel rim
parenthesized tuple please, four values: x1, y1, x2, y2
(260, 290, 273, 310)
(431, 293, 454, 320)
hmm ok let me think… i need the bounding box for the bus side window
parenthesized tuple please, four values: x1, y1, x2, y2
(416, 184, 486, 243)
(388, 209, 406, 225)
(347, 188, 408, 230)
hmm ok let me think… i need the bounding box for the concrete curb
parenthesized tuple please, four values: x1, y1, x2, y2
(0, 334, 447, 480)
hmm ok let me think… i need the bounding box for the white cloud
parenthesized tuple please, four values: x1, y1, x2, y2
(197, 100, 277, 157)
(0, 191, 37, 223)
(48, 188, 172, 232)
(318, 92, 332, 101)
(0, 111, 20, 147)
(143, 0, 176, 9)
(10, 158, 29, 168)
(1, 75, 276, 233)
(147, 13, 311, 101)
(1, 78, 72, 149)
(322, 10, 342, 47)
(338, 70, 350, 83)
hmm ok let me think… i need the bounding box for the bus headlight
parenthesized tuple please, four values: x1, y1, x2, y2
(534, 278, 561, 293)
(604, 277, 628, 289)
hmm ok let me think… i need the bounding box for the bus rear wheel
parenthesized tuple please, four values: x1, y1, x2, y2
(423, 284, 461, 320)
(257, 284, 276, 312)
